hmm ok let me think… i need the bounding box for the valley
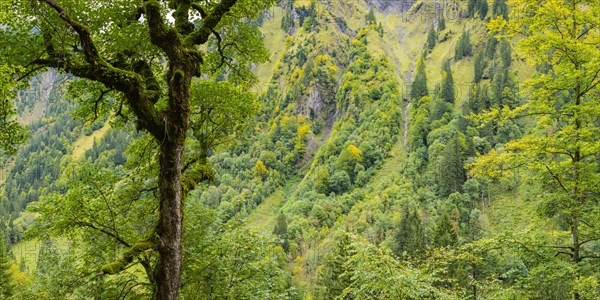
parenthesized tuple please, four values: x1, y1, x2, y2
(0, 0, 599, 299)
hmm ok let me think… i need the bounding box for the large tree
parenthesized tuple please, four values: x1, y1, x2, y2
(0, 0, 272, 298)
(470, 0, 600, 298)
(410, 55, 429, 101)
(0, 4, 26, 155)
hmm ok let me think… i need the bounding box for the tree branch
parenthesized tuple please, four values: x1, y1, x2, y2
(37, 0, 165, 139)
(545, 165, 569, 194)
(41, 0, 101, 65)
(580, 255, 600, 261)
(184, 0, 238, 46)
(554, 251, 573, 258)
(92, 89, 113, 122)
(579, 237, 600, 247)
(143, 0, 182, 62)
(191, 2, 207, 18)
(74, 220, 131, 248)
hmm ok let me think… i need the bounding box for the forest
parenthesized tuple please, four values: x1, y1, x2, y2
(0, 0, 599, 299)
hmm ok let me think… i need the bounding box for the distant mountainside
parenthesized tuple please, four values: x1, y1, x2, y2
(3, 0, 596, 299)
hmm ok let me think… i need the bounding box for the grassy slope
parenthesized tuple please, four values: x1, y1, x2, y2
(254, 6, 287, 89)
(11, 238, 40, 273)
(71, 122, 111, 161)
(246, 177, 301, 233)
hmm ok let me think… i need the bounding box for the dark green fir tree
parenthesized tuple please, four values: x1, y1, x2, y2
(433, 211, 458, 247)
(393, 206, 425, 257)
(440, 60, 456, 104)
(273, 213, 290, 252)
(411, 56, 429, 101)
(0, 226, 14, 298)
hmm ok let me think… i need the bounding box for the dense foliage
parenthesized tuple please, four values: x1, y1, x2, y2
(0, 0, 599, 299)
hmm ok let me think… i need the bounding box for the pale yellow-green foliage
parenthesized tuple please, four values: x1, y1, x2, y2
(346, 144, 362, 160)
(72, 122, 111, 161)
(469, 3, 600, 296)
(254, 160, 268, 177)
(7, 264, 29, 288)
(297, 124, 310, 141)
(471, 0, 600, 179)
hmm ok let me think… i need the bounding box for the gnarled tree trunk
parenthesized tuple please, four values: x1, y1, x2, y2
(155, 139, 185, 299)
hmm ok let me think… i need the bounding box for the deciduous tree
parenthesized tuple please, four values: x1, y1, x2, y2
(471, 1, 600, 298)
(0, 0, 273, 298)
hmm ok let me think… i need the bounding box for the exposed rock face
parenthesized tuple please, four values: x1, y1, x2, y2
(366, 0, 416, 13)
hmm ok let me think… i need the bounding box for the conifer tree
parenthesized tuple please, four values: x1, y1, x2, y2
(411, 56, 429, 101)
(468, 0, 477, 17)
(438, 13, 446, 31)
(433, 211, 458, 247)
(440, 60, 455, 104)
(473, 51, 486, 83)
(439, 132, 466, 197)
(426, 24, 437, 50)
(499, 40, 512, 67)
(455, 30, 473, 61)
(273, 213, 289, 252)
(317, 231, 351, 299)
(376, 22, 384, 37)
(476, 0, 488, 19)
(492, 0, 509, 19)
(0, 227, 14, 298)
(366, 7, 376, 25)
(314, 167, 331, 194)
(393, 206, 425, 257)
(486, 34, 498, 58)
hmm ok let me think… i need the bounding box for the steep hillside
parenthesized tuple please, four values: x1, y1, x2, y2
(2, 0, 597, 299)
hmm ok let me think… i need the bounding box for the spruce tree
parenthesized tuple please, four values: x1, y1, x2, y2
(486, 34, 498, 58)
(438, 13, 446, 31)
(411, 56, 429, 101)
(439, 132, 466, 197)
(0, 227, 14, 298)
(376, 22, 384, 37)
(440, 60, 455, 104)
(393, 206, 425, 257)
(426, 24, 437, 50)
(473, 51, 486, 83)
(433, 211, 458, 247)
(317, 231, 351, 299)
(476, 0, 488, 20)
(455, 30, 473, 61)
(366, 7, 376, 25)
(492, 0, 509, 19)
(499, 40, 512, 67)
(273, 213, 289, 252)
(468, 0, 477, 17)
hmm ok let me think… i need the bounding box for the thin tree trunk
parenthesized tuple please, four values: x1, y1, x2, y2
(572, 83, 581, 300)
